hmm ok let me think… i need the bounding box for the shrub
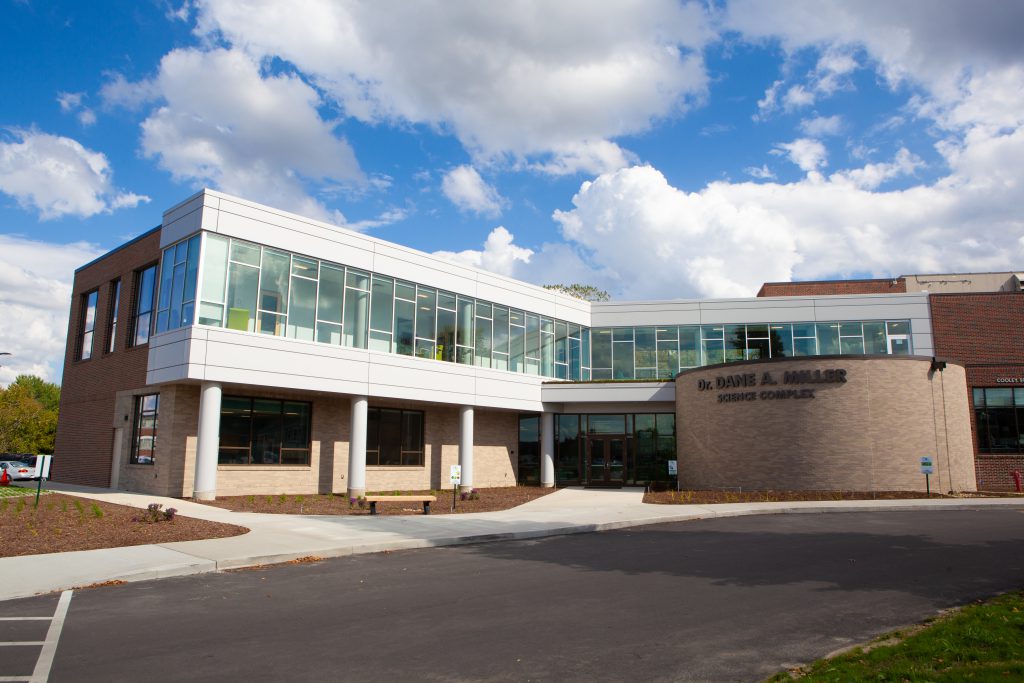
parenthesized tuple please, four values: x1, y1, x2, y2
(91, 503, 104, 519)
(134, 503, 177, 523)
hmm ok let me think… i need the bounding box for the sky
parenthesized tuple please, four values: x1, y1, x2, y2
(1, 0, 1022, 386)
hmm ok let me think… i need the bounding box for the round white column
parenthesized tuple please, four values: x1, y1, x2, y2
(193, 381, 222, 501)
(347, 396, 368, 497)
(459, 405, 474, 493)
(540, 412, 555, 488)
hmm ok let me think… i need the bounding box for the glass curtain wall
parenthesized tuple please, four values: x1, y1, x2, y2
(973, 387, 1024, 453)
(191, 233, 590, 380)
(591, 320, 912, 380)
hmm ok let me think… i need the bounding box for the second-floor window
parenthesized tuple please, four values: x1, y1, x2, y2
(106, 279, 120, 353)
(77, 290, 98, 360)
(131, 265, 157, 347)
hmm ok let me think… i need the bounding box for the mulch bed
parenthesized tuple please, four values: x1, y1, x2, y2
(642, 489, 1019, 504)
(199, 486, 557, 515)
(0, 491, 248, 558)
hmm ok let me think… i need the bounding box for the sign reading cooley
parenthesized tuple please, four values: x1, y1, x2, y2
(697, 369, 848, 403)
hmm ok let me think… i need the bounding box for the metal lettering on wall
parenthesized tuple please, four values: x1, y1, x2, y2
(696, 369, 847, 404)
(995, 377, 1024, 384)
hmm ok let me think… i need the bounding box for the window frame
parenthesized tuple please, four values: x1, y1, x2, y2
(76, 289, 99, 361)
(217, 396, 313, 466)
(105, 279, 121, 354)
(129, 263, 159, 348)
(130, 393, 159, 465)
(366, 407, 424, 467)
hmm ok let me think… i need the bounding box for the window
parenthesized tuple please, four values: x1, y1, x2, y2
(366, 408, 423, 466)
(155, 235, 201, 334)
(131, 265, 158, 346)
(106, 279, 121, 353)
(77, 290, 98, 360)
(974, 387, 1024, 454)
(218, 397, 312, 465)
(130, 394, 159, 464)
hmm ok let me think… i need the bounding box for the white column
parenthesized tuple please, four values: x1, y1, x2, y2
(540, 412, 555, 488)
(193, 381, 222, 501)
(347, 396, 368, 497)
(459, 405, 474, 492)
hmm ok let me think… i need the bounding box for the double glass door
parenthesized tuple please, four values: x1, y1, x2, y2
(587, 436, 626, 484)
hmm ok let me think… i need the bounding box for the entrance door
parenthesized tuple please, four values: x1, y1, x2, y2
(888, 334, 910, 355)
(587, 436, 626, 484)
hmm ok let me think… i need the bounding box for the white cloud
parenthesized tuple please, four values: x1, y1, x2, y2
(744, 164, 776, 180)
(773, 138, 828, 172)
(57, 91, 96, 126)
(551, 147, 1024, 300)
(0, 235, 103, 386)
(432, 226, 533, 277)
(193, 0, 714, 173)
(799, 115, 843, 137)
(0, 129, 149, 220)
(782, 85, 815, 110)
(441, 165, 506, 217)
(725, 0, 1024, 110)
(125, 48, 363, 224)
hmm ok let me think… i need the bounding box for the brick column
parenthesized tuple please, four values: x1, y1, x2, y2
(459, 405, 474, 492)
(347, 396, 368, 497)
(540, 412, 555, 488)
(193, 381, 221, 501)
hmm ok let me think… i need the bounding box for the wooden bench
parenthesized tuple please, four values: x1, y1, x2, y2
(364, 495, 437, 515)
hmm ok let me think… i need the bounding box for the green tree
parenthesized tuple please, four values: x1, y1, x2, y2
(0, 375, 60, 454)
(543, 283, 611, 302)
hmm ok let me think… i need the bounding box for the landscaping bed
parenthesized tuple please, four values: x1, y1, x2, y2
(200, 486, 557, 515)
(0, 489, 247, 558)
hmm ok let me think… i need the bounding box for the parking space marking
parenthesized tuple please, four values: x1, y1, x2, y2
(29, 590, 72, 683)
(0, 643, 44, 647)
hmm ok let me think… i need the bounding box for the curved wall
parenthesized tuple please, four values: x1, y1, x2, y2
(676, 356, 976, 492)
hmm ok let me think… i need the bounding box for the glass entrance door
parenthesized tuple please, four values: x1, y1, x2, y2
(587, 436, 626, 484)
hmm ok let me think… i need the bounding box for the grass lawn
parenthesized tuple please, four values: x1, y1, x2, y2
(769, 591, 1024, 681)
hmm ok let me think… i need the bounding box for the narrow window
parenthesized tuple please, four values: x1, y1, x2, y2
(131, 264, 158, 346)
(77, 290, 98, 361)
(106, 279, 121, 353)
(130, 394, 159, 464)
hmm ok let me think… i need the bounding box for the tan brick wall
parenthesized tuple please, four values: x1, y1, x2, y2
(121, 387, 519, 497)
(676, 356, 977, 492)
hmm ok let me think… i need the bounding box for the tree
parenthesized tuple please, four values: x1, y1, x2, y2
(543, 283, 611, 302)
(0, 375, 60, 454)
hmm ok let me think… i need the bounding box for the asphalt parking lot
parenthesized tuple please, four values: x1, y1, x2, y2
(2, 508, 1022, 682)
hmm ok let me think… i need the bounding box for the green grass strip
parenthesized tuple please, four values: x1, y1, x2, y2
(0, 486, 50, 498)
(768, 591, 1024, 681)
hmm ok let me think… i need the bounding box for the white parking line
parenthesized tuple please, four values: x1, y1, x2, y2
(30, 590, 72, 683)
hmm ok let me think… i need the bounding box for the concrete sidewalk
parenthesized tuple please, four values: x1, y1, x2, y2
(2, 483, 1021, 601)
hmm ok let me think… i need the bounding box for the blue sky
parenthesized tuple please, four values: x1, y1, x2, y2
(1, 0, 1022, 384)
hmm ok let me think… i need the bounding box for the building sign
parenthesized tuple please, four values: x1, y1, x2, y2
(697, 369, 847, 404)
(995, 377, 1024, 384)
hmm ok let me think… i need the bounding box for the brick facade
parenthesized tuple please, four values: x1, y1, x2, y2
(757, 278, 906, 297)
(53, 228, 161, 487)
(676, 356, 976, 492)
(930, 292, 1024, 490)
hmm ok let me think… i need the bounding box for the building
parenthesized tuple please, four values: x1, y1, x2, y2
(53, 190, 1024, 498)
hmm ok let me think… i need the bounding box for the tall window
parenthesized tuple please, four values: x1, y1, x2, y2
(130, 394, 159, 464)
(106, 279, 121, 353)
(974, 387, 1024, 454)
(366, 408, 423, 466)
(77, 290, 98, 360)
(218, 397, 312, 465)
(131, 265, 158, 346)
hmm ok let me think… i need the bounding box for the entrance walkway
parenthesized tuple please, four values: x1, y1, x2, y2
(2, 483, 1020, 601)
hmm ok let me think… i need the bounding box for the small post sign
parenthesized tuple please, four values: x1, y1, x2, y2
(920, 456, 934, 495)
(667, 460, 678, 477)
(34, 455, 53, 509)
(450, 465, 462, 511)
